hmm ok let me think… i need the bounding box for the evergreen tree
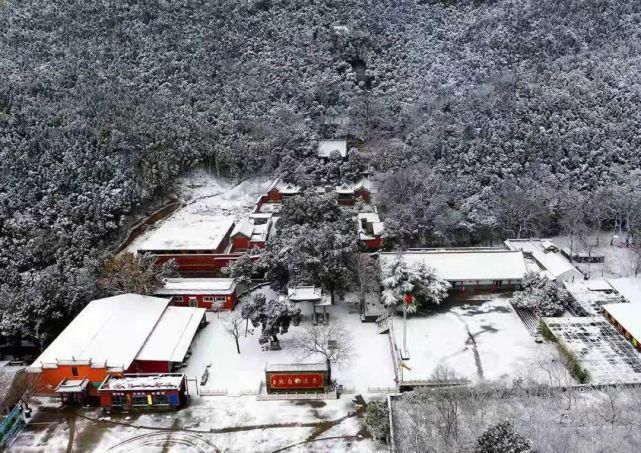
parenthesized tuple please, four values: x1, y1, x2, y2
(475, 421, 534, 453)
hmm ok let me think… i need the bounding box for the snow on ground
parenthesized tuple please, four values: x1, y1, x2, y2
(609, 277, 641, 304)
(13, 395, 383, 453)
(551, 233, 637, 279)
(184, 288, 397, 395)
(127, 170, 273, 253)
(391, 294, 564, 384)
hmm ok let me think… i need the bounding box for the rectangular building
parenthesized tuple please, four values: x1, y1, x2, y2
(28, 294, 205, 403)
(98, 374, 187, 409)
(265, 363, 329, 394)
(137, 218, 236, 273)
(603, 303, 641, 351)
(379, 249, 527, 291)
(154, 278, 238, 310)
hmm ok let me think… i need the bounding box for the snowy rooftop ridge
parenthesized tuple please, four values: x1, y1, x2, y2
(155, 278, 236, 295)
(266, 363, 328, 373)
(287, 286, 323, 302)
(603, 303, 641, 341)
(100, 374, 184, 391)
(138, 217, 235, 252)
(504, 239, 583, 282)
(379, 249, 527, 282)
(136, 306, 206, 363)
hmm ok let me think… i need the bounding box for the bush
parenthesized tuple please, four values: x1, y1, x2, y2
(475, 421, 534, 453)
(512, 273, 569, 317)
(364, 400, 390, 441)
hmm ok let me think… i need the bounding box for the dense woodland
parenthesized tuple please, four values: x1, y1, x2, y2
(1, 0, 641, 347)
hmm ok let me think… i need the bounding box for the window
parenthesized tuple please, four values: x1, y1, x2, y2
(132, 395, 148, 406)
(203, 296, 214, 303)
(71, 367, 78, 377)
(215, 296, 226, 303)
(154, 394, 169, 405)
(111, 395, 125, 406)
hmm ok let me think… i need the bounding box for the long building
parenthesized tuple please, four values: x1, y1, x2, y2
(378, 249, 527, 291)
(28, 294, 205, 404)
(154, 278, 238, 310)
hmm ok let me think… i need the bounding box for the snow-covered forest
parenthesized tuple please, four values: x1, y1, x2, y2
(2, 0, 641, 346)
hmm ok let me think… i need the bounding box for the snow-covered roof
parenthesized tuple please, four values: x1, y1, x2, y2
(603, 303, 641, 341)
(231, 219, 270, 243)
(353, 177, 372, 192)
(270, 178, 301, 195)
(99, 374, 184, 391)
(249, 213, 273, 220)
(30, 294, 171, 371)
(231, 219, 254, 239)
(358, 212, 384, 239)
(55, 378, 89, 393)
(317, 139, 347, 158)
(136, 306, 205, 363)
(586, 280, 614, 292)
(505, 239, 583, 282)
(266, 363, 328, 373)
(335, 182, 355, 195)
(155, 278, 236, 296)
(138, 217, 235, 252)
(287, 286, 323, 302)
(380, 250, 527, 282)
(609, 278, 641, 304)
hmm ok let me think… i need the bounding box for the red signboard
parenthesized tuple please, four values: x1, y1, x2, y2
(269, 373, 324, 389)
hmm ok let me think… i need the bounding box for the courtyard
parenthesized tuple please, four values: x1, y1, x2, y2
(390, 294, 566, 385)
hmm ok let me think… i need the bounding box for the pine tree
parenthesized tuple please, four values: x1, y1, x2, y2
(475, 421, 534, 453)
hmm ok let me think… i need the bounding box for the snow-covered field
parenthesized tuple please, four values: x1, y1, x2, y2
(127, 170, 273, 253)
(391, 295, 565, 384)
(13, 395, 384, 452)
(184, 287, 397, 395)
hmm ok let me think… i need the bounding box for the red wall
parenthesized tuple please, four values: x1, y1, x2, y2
(355, 189, 370, 202)
(362, 237, 383, 250)
(37, 365, 120, 396)
(130, 360, 171, 374)
(232, 235, 251, 251)
(267, 189, 282, 202)
(172, 292, 237, 310)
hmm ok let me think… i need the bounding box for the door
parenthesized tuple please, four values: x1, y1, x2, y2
(189, 297, 197, 307)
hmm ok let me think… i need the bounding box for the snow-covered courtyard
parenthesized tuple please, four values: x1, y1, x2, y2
(184, 287, 397, 396)
(12, 395, 383, 452)
(391, 294, 565, 385)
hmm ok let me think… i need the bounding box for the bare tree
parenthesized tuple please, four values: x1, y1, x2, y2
(350, 253, 379, 313)
(558, 190, 588, 263)
(294, 322, 353, 382)
(98, 252, 176, 295)
(224, 313, 244, 355)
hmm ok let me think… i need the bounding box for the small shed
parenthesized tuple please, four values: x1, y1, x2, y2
(265, 363, 329, 394)
(287, 287, 331, 324)
(54, 378, 90, 406)
(98, 373, 187, 409)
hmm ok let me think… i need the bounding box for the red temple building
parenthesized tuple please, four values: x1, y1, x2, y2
(154, 278, 238, 310)
(28, 294, 205, 404)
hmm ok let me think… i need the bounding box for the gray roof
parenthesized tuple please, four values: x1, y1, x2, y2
(265, 362, 328, 373)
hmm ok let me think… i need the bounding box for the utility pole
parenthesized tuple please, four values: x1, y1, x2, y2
(402, 293, 413, 360)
